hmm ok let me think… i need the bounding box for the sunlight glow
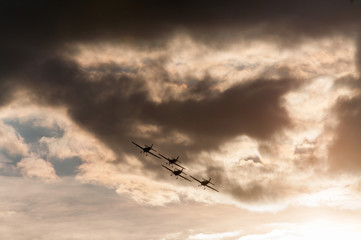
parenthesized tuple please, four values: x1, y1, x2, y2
(300, 218, 361, 240)
(188, 230, 244, 240)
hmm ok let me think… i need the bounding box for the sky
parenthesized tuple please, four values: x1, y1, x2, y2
(1, 0, 361, 239)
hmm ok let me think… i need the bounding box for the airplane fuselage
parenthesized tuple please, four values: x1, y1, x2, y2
(201, 180, 210, 186)
(143, 147, 151, 152)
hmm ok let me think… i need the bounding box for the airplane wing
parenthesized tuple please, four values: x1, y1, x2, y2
(159, 153, 170, 160)
(206, 185, 219, 192)
(179, 174, 192, 182)
(174, 162, 185, 169)
(131, 141, 143, 150)
(148, 151, 161, 159)
(190, 175, 202, 184)
(162, 165, 174, 173)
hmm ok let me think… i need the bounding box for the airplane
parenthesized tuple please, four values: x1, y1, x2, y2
(131, 141, 160, 159)
(158, 153, 185, 168)
(162, 165, 191, 182)
(190, 176, 219, 192)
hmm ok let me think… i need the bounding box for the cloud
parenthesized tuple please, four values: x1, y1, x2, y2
(327, 35, 361, 173)
(328, 95, 361, 172)
(17, 157, 60, 183)
(0, 176, 156, 240)
(0, 0, 359, 163)
(1, 0, 361, 86)
(237, 229, 300, 240)
(0, 52, 298, 166)
(0, 175, 283, 240)
(9, 55, 305, 208)
(0, 121, 28, 157)
(188, 230, 244, 240)
(142, 78, 297, 150)
(2, 1, 361, 46)
(77, 161, 181, 206)
(4, 2, 361, 239)
(1, 0, 361, 215)
(243, 156, 262, 164)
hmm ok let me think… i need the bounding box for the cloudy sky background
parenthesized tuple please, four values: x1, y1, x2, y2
(2, 0, 361, 239)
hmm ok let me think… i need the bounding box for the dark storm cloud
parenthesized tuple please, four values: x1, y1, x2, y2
(1, 0, 359, 158)
(142, 78, 296, 150)
(17, 57, 149, 151)
(2, 0, 361, 83)
(0, 81, 15, 106)
(2, 0, 361, 52)
(357, 35, 361, 73)
(7, 56, 295, 167)
(2, 0, 361, 193)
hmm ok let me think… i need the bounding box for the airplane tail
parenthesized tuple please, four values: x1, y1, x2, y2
(209, 178, 215, 185)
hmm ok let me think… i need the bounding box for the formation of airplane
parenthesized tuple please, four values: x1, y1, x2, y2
(132, 141, 219, 192)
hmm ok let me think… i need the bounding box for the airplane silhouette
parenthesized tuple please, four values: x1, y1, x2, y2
(158, 153, 185, 168)
(162, 165, 191, 182)
(190, 175, 219, 192)
(131, 141, 160, 159)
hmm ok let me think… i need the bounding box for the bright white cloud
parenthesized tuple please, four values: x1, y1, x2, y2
(73, 34, 355, 102)
(0, 121, 28, 157)
(236, 219, 361, 240)
(0, 96, 116, 163)
(17, 157, 60, 183)
(188, 230, 244, 240)
(77, 161, 181, 206)
(39, 128, 116, 163)
(237, 229, 301, 240)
